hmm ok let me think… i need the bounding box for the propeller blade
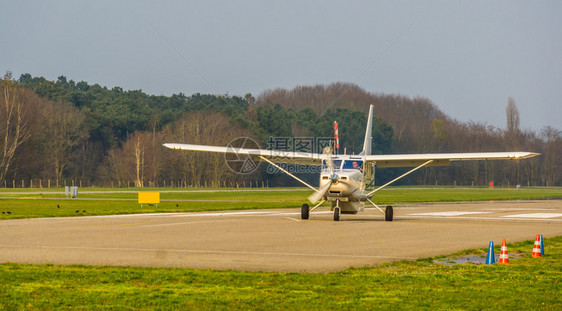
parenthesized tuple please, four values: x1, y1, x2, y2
(308, 181, 331, 204)
(323, 146, 335, 174)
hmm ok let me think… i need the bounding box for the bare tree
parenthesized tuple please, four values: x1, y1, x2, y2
(133, 134, 144, 187)
(506, 97, 520, 134)
(0, 78, 31, 183)
(540, 126, 561, 186)
(41, 101, 88, 183)
(106, 131, 146, 187)
(162, 111, 256, 187)
(102, 129, 168, 187)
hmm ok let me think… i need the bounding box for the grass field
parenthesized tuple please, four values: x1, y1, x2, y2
(0, 236, 560, 310)
(1, 186, 561, 219)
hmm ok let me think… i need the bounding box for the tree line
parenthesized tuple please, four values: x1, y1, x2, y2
(0, 74, 560, 188)
(256, 83, 560, 187)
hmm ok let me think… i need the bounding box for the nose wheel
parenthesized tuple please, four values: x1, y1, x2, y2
(333, 199, 340, 221)
(333, 207, 340, 221)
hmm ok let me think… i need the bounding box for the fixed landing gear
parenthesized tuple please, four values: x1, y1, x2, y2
(333, 207, 340, 221)
(385, 205, 393, 221)
(333, 199, 340, 221)
(366, 198, 394, 222)
(301, 204, 309, 220)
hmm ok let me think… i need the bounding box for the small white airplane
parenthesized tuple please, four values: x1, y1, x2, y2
(164, 105, 539, 221)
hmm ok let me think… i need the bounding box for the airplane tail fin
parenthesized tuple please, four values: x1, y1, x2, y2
(360, 105, 374, 156)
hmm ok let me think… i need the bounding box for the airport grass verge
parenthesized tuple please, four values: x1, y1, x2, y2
(0, 236, 560, 309)
(0, 186, 561, 219)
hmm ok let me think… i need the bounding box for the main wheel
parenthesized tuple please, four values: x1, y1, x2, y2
(334, 207, 340, 221)
(385, 205, 393, 222)
(301, 204, 309, 220)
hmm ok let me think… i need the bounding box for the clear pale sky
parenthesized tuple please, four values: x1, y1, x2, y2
(2, 1, 560, 131)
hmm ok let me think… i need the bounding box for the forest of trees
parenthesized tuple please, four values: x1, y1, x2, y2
(0, 73, 560, 188)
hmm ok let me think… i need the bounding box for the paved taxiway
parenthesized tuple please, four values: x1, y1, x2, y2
(0, 200, 560, 272)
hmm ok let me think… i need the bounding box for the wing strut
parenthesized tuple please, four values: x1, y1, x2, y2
(309, 199, 326, 213)
(366, 198, 385, 214)
(259, 156, 318, 193)
(366, 160, 433, 197)
(365, 160, 433, 218)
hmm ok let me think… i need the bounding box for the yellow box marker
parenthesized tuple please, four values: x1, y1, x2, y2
(138, 192, 160, 208)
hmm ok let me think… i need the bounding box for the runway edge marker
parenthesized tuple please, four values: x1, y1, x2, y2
(498, 239, 509, 264)
(532, 234, 542, 258)
(539, 234, 545, 256)
(485, 241, 495, 264)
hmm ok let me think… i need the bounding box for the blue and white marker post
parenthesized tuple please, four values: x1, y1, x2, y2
(485, 241, 495, 264)
(539, 234, 545, 256)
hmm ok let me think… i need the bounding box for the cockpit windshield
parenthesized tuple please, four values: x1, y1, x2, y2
(322, 159, 342, 169)
(322, 159, 362, 170)
(343, 160, 363, 170)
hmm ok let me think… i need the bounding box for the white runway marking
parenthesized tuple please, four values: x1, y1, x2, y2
(118, 210, 332, 219)
(409, 211, 490, 217)
(167, 211, 275, 217)
(141, 221, 213, 228)
(39, 210, 290, 220)
(284, 217, 301, 222)
(503, 213, 562, 219)
(480, 208, 557, 211)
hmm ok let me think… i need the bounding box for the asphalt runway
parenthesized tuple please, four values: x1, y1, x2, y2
(0, 200, 560, 272)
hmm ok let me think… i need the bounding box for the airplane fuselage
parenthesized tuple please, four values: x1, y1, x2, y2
(320, 155, 370, 214)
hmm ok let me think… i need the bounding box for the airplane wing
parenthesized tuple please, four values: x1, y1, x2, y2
(164, 143, 539, 167)
(365, 152, 540, 168)
(163, 143, 324, 165)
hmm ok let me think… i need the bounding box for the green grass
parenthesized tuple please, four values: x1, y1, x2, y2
(1, 236, 560, 310)
(0, 187, 560, 219)
(372, 186, 562, 203)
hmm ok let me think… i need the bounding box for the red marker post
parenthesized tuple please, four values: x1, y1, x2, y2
(334, 121, 339, 154)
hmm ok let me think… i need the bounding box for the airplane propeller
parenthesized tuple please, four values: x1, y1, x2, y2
(324, 147, 335, 174)
(307, 180, 332, 204)
(307, 147, 338, 204)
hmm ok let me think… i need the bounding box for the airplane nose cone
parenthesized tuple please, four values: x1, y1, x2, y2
(330, 174, 338, 182)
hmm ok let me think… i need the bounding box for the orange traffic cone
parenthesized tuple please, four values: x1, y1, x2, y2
(532, 234, 542, 258)
(498, 239, 509, 264)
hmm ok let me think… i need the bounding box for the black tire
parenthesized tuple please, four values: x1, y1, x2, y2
(334, 207, 340, 221)
(385, 205, 393, 222)
(301, 204, 309, 220)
